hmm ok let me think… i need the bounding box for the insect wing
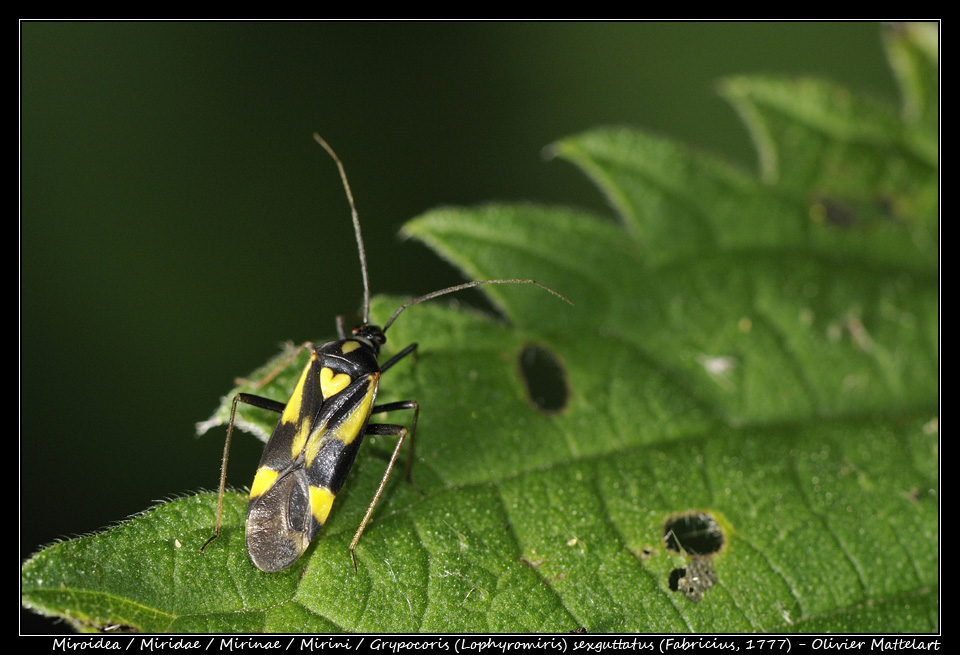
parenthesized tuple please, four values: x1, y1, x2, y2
(302, 371, 380, 503)
(244, 350, 325, 571)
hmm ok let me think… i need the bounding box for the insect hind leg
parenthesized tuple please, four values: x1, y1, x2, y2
(370, 400, 420, 483)
(200, 392, 287, 554)
(349, 400, 420, 572)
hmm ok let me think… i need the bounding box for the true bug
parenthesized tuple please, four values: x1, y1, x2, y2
(201, 135, 571, 573)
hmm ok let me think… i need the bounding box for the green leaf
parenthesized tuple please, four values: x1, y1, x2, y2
(718, 75, 937, 272)
(882, 22, 939, 135)
(22, 27, 938, 633)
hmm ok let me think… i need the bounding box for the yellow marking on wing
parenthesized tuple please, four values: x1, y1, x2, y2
(304, 375, 379, 467)
(249, 467, 279, 499)
(336, 376, 378, 446)
(320, 367, 352, 399)
(280, 356, 316, 425)
(303, 421, 328, 467)
(290, 419, 312, 460)
(341, 340, 360, 354)
(310, 486, 336, 525)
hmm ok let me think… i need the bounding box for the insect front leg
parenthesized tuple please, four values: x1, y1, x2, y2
(348, 400, 420, 572)
(379, 342, 418, 374)
(200, 392, 287, 554)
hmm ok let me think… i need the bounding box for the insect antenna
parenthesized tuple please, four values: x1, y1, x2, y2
(383, 279, 573, 333)
(314, 133, 371, 325)
(314, 134, 573, 334)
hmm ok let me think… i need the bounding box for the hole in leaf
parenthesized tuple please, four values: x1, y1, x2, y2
(811, 197, 858, 227)
(810, 195, 902, 230)
(668, 556, 717, 603)
(874, 196, 897, 221)
(518, 343, 569, 414)
(627, 544, 657, 561)
(663, 511, 724, 556)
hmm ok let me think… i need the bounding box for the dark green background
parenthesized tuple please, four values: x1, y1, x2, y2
(21, 22, 898, 633)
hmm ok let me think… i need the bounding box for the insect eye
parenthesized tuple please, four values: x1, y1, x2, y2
(352, 324, 386, 345)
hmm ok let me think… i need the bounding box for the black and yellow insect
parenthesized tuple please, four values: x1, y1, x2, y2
(202, 135, 570, 573)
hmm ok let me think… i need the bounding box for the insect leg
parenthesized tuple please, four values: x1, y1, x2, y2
(335, 315, 350, 339)
(235, 341, 314, 389)
(348, 403, 418, 573)
(200, 392, 286, 553)
(380, 343, 418, 373)
(371, 400, 420, 484)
